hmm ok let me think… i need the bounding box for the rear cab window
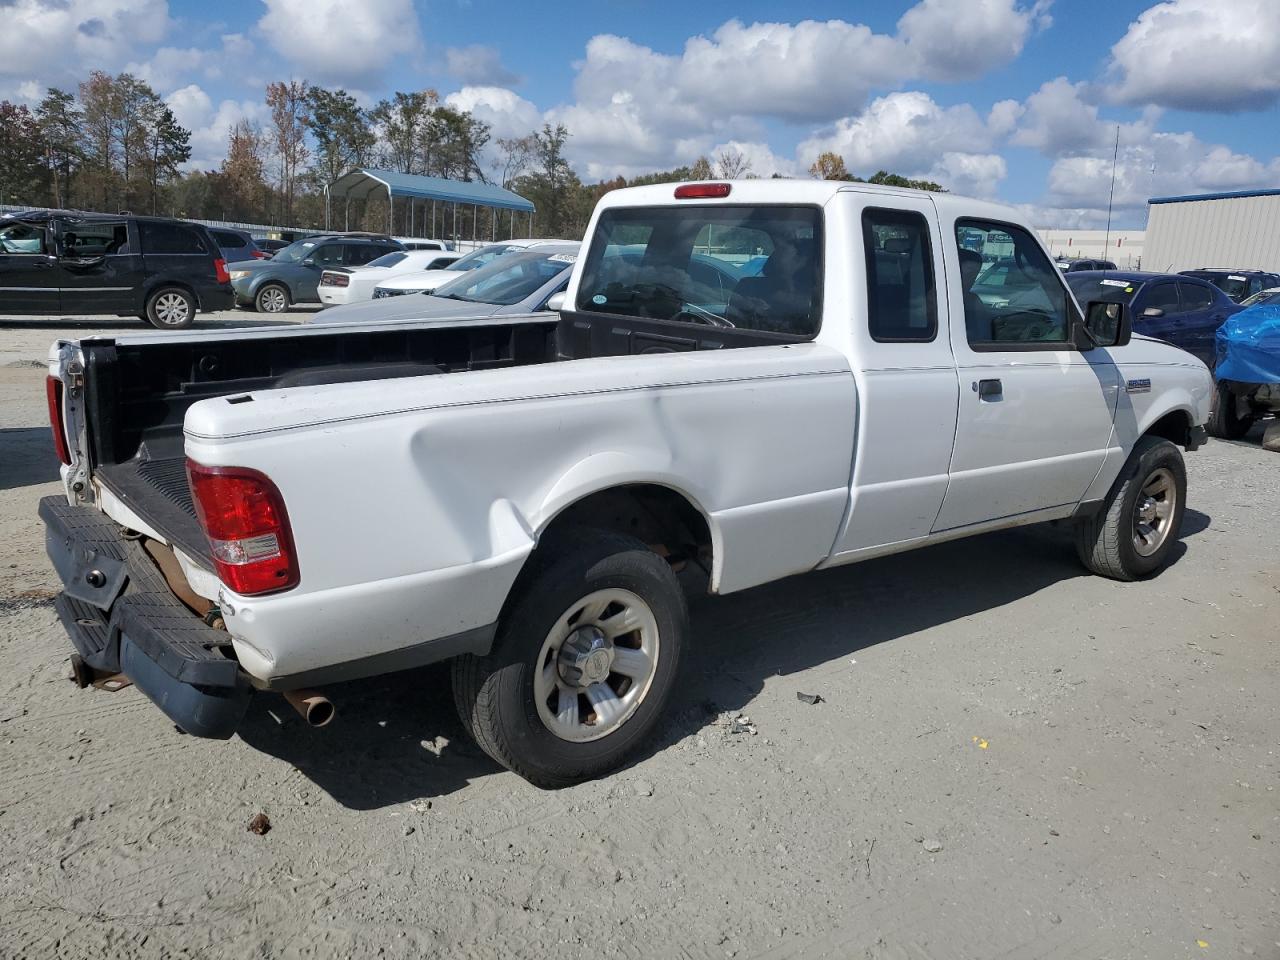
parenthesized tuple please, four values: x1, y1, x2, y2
(576, 205, 822, 338)
(863, 208, 936, 342)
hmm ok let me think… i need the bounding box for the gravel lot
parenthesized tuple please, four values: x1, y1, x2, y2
(1, 314, 1277, 959)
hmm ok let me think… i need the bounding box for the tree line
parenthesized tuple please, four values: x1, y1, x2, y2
(0, 72, 945, 240)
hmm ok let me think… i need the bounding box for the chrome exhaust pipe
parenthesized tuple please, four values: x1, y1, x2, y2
(283, 689, 335, 727)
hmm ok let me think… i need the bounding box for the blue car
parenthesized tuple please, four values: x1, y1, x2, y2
(1065, 271, 1241, 368)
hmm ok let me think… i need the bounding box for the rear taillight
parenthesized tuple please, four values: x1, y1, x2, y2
(321, 272, 349, 287)
(214, 258, 230, 284)
(675, 182, 731, 199)
(251, 250, 268, 259)
(46, 375, 71, 465)
(186, 461, 299, 596)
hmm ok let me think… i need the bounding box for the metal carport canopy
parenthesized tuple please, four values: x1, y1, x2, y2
(327, 168, 534, 213)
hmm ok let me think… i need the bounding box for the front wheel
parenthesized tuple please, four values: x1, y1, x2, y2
(1074, 436, 1187, 581)
(453, 530, 687, 788)
(254, 283, 290, 314)
(1206, 380, 1252, 440)
(145, 287, 195, 329)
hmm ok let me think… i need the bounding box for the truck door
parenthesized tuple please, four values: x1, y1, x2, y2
(0, 219, 59, 313)
(829, 193, 960, 558)
(55, 218, 139, 315)
(932, 217, 1119, 532)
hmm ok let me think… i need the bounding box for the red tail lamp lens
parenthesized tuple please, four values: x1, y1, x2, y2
(46, 375, 71, 465)
(186, 461, 299, 596)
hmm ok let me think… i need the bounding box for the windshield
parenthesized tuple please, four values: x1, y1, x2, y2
(368, 251, 408, 268)
(576, 205, 821, 336)
(432, 250, 575, 305)
(1065, 275, 1144, 306)
(271, 238, 319, 264)
(1240, 288, 1280, 307)
(446, 243, 521, 272)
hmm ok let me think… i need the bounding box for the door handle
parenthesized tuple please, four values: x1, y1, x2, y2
(976, 378, 1003, 400)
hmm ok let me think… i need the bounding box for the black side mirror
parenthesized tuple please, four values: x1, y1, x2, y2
(1077, 300, 1131, 349)
(1141, 306, 1164, 318)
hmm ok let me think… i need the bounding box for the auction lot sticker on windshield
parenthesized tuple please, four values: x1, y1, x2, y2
(548, 254, 578, 263)
(1100, 279, 1130, 287)
(1229, 275, 1247, 281)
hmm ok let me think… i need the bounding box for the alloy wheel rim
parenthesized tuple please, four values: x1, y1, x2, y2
(533, 588, 660, 743)
(1132, 466, 1176, 557)
(261, 288, 286, 312)
(155, 293, 189, 325)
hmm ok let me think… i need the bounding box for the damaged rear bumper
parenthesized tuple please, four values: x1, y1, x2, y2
(40, 496, 251, 738)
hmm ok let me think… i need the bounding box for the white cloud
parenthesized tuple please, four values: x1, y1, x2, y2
(443, 45, 521, 87)
(257, 0, 420, 86)
(1108, 0, 1280, 111)
(443, 86, 542, 142)
(166, 83, 270, 170)
(798, 91, 1005, 192)
(1011, 77, 1110, 156)
(0, 0, 169, 80)
(897, 0, 1051, 82)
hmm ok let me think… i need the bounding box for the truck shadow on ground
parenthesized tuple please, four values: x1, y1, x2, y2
(236, 511, 1212, 810)
(0, 428, 62, 491)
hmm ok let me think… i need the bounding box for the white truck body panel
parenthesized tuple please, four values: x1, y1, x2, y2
(48, 179, 1214, 690)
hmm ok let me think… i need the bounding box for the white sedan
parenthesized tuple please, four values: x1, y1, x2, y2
(370, 238, 575, 300)
(318, 249, 460, 307)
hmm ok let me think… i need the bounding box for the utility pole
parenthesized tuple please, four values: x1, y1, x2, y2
(1104, 124, 1119, 254)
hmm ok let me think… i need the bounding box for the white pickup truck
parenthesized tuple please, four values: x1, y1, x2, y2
(42, 180, 1211, 787)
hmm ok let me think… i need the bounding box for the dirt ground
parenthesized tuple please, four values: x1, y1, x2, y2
(1, 314, 1277, 960)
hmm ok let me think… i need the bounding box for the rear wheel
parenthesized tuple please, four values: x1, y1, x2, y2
(254, 283, 290, 314)
(1075, 436, 1186, 581)
(452, 530, 686, 788)
(1207, 380, 1252, 440)
(145, 287, 195, 329)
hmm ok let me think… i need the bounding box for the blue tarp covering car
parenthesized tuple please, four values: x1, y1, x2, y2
(1216, 303, 1280, 385)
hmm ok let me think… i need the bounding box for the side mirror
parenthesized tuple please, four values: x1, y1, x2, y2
(1078, 300, 1131, 349)
(544, 291, 567, 313)
(1141, 306, 1164, 318)
(301, 257, 316, 267)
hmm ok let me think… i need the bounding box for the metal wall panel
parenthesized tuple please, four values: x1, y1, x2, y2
(1146, 195, 1280, 272)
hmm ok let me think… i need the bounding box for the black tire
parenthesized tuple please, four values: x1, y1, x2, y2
(254, 283, 290, 314)
(1074, 436, 1187, 581)
(452, 529, 687, 789)
(144, 286, 195, 329)
(1206, 380, 1251, 440)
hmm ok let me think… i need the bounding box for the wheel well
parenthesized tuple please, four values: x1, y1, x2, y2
(539, 484, 713, 573)
(1146, 409, 1193, 448)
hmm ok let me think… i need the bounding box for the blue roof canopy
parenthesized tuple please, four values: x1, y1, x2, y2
(328, 168, 534, 213)
(1149, 188, 1280, 205)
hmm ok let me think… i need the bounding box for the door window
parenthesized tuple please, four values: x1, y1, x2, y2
(955, 220, 1071, 346)
(345, 244, 384, 266)
(139, 221, 206, 255)
(63, 221, 129, 257)
(309, 244, 344, 266)
(863, 208, 936, 342)
(1179, 282, 1214, 311)
(0, 221, 49, 254)
(1142, 282, 1181, 315)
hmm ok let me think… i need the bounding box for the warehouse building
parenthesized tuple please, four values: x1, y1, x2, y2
(1036, 228, 1144, 269)
(1144, 188, 1280, 274)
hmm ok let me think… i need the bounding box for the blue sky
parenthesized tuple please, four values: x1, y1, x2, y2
(4, 0, 1279, 228)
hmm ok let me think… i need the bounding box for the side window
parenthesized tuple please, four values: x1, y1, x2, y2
(139, 221, 205, 255)
(65, 221, 129, 257)
(955, 220, 1071, 346)
(310, 244, 344, 266)
(0, 221, 48, 254)
(862, 207, 936, 342)
(1143, 282, 1181, 314)
(1180, 282, 1214, 311)
(344, 244, 382, 267)
(212, 230, 246, 249)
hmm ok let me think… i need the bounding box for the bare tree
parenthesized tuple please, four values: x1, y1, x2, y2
(494, 134, 536, 188)
(715, 148, 752, 179)
(266, 80, 310, 223)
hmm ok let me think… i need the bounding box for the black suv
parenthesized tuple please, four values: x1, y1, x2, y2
(0, 211, 233, 328)
(1178, 268, 1280, 303)
(226, 233, 403, 312)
